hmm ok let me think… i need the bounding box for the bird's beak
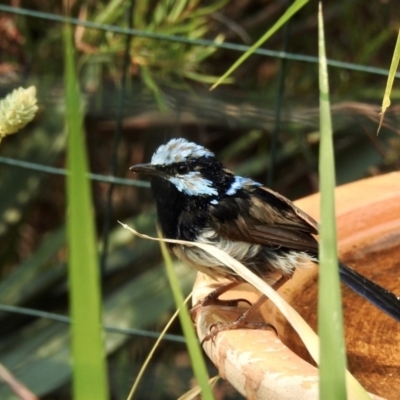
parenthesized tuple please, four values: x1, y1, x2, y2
(129, 163, 165, 178)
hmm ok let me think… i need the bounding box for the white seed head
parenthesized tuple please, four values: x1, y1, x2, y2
(0, 86, 38, 138)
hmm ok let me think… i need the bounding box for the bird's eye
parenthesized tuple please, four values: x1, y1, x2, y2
(177, 164, 189, 174)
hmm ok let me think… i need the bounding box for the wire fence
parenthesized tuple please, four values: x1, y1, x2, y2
(0, 3, 397, 184)
(1, 5, 398, 78)
(0, 2, 396, 353)
(0, 156, 150, 187)
(0, 304, 185, 343)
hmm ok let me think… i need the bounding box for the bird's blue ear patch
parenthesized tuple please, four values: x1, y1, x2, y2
(169, 171, 218, 196)
(226, 176, 259, 196)
(151, 138, 214, 165)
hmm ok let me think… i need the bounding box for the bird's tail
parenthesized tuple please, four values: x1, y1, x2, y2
(339, 261, 400, 322)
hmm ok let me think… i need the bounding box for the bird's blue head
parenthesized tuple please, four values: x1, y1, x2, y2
(149, 138, 218, 197)
(130, 138, 260, 239)
(130, 138, 258, 201)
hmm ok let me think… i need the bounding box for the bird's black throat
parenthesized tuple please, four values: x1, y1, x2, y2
(150, 176, 209, 241)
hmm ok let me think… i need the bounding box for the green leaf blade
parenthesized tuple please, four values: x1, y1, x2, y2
(63, 21, 109, 400)
(317, 4, 347, 400)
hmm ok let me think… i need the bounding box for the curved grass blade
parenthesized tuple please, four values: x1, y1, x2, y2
(119, 222, 371, 399)
(126, 293, 192, 400)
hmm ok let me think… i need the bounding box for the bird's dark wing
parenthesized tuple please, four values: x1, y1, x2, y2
(254, 186, 319, 232)
(209, 185, 319, 253)
(244, 223, 319, 252)
(209, 187, 400, 322)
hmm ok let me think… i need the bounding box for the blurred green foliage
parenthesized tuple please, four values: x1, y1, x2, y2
(77, 0, 229, 106)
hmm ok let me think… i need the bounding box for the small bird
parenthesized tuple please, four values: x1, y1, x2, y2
(130, 138, 400, 334)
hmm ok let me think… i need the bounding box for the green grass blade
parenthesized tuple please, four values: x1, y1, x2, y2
(210, 0, 309, 90)
(377, 27, 400, 134)
(159, 238, 214, 400)
(63, 20, 109, 400)
(317, 4, 347, 399)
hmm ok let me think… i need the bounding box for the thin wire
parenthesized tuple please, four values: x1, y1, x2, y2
(0, 304, 186, 343)
(100, 0, 135, 276)
(0, 156, 150, 187)
(0, 4, 399, 78)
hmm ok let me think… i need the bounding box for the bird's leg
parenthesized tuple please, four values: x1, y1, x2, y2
(201, 275, 289, 344)
(201, 294, 275, 344)
(190, 281, 252, 322)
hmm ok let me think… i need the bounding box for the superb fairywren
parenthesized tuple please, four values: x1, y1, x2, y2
(130, 138, 400, 334)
